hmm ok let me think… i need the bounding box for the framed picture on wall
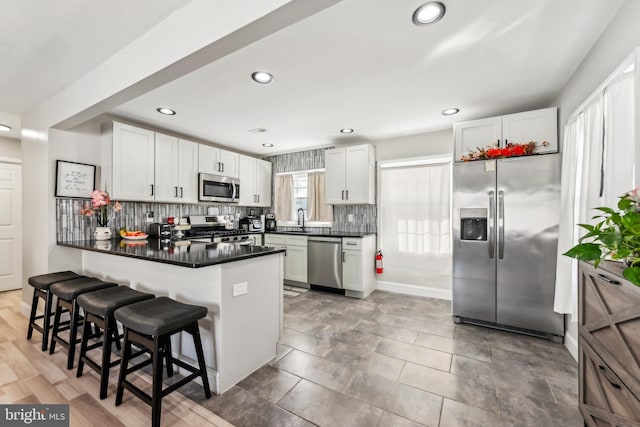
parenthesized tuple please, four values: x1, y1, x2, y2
(55, 160, 96, 198)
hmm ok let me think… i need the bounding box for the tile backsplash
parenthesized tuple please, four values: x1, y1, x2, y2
(56, 198, 264, 242)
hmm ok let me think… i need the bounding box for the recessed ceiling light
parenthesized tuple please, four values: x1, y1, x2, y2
(441, 108, 460, 116)
(156, 107, 176, 116)
(340, 128, 354, 134)
(413, 2, 446, 25)
(262, 143, 274, 148)
(252, 71, 274, 84)
(0, 124, 11, 132)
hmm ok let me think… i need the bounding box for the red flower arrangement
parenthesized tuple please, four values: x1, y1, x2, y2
(460, 141, 549, 162)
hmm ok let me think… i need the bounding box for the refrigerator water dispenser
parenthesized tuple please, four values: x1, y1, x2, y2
(460, 208, 487, 241)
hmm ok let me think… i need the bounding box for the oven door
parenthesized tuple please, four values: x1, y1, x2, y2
(199, 173, 240, 203)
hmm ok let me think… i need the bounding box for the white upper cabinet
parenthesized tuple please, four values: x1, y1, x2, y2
(453, 117, 502, 161)
(501, 108, 558, 154)
(111, 122, 155, 201)
(325, 144, 375, 204)
(199, 145, 239, 178)
(239, 154, 272, 207)
(454, 107, 558, 162)
(176, 139, 199, 203)
(109, 123, 198, 202)
(155, 137, 198, 203)
(255, 158, 272, 207)
(154, 133, 180, 202)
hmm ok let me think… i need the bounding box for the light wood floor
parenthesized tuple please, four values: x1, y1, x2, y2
(0, 289, 234, 427)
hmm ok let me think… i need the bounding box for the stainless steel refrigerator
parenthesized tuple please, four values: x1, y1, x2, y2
(452, 153, 564, 342)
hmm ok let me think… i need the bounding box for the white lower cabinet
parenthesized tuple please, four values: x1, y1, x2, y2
(342, 235, 376, 298)
(264, 234, 307, 284)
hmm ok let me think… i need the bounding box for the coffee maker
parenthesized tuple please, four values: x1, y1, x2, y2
(265, 213, 277, 231)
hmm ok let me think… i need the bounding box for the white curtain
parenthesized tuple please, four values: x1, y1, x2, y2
(603, 73, 635, 208)
(379, 161, 451, 288)
(307, 171, 333, 222)
(554, 67, 635, 318)
(274, 174, 293, 221)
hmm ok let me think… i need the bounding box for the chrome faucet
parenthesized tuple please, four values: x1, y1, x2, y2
(297, 208, 305, 230)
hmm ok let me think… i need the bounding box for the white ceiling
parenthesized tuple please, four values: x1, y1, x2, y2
(0, 1, 625, 152)
(111, 0, 624, 155)
(0, 0, 189, 137)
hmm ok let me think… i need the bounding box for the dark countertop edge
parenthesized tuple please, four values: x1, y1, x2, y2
(265, 230, 376, 237)
(58, 241, 285, 268)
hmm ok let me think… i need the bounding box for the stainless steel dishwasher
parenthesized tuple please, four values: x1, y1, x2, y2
(308, 236, 342, 289)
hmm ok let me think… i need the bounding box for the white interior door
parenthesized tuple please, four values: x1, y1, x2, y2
(0, 162, 22, 291)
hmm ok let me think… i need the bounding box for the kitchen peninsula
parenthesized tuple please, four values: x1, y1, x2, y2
(58, 238, 285, 394)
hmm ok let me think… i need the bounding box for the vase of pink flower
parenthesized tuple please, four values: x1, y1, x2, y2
(80, 190, 122, 240)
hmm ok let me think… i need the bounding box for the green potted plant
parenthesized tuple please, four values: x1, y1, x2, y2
(564, 188, 640, 286)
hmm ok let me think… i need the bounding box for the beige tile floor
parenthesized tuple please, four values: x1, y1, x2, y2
(0, 287, 581, 426)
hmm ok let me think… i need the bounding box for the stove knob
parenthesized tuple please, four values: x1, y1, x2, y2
(221, 237, 230, 242)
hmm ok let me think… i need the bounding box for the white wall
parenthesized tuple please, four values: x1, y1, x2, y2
(554, 0, 640, 126)
(372, 129, 452, 161)
(0, 136, 21, 160)
(552, 0, 640, 359)
(47, 124, 104, 272)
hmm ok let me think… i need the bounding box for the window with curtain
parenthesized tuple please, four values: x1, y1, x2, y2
(274, 170, 333, 224)
(379, 159, 452, 289)
(554, 59, 636, 318)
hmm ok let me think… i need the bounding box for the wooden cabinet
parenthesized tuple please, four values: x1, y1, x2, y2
(454, 107, 557, 162)
(578, 261, 640, 425)
(111, 122, 156, 201)
(264, 234, 307, 284)
(342, 235, 376, 298)
(199, 144, 239, 178)
(325, 144, 375, 204)
(239, 154, 272, 207)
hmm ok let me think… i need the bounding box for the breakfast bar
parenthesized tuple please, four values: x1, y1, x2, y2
(58, 239, 285, 394)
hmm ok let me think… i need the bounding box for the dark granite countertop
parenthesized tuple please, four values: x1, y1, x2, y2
(58, 238, 285, 268)
(265, 230, 376, 238)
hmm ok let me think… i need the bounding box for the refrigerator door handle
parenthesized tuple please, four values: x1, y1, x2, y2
(488, 191, 495, 259)
(498, 190, 505, 259)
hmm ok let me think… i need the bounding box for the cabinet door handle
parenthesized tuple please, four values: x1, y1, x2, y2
(598, 274, 620, 285)
(342, 251, 345, 262)
(341, 190, 344, 200)
(346, 190, 349, 200)
(346, 242, 357, 246)
(180, 187, 184, 198)
(217, 162, 221, 172)
(221, 163, 224, 173)
(174, 186, 178, 197)
(150, 184, 154, 196)
(598, 365, 622, 389)
(257, 194, 260, 203)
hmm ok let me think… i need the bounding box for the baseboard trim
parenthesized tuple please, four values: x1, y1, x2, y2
(564, 328, 578, 362)
(376, 280, 452, 301)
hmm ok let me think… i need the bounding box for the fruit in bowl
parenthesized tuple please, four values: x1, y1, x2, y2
(119, 229, 148, 239)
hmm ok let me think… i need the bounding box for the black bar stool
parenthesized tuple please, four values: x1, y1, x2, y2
(49, 277, 118, 369)
(76, 286, 155, 399)
(114, 297, 211, 427)
(27, 271, 85, 351)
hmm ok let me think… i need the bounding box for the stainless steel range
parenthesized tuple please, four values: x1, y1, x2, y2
(189, 215, 258, 245)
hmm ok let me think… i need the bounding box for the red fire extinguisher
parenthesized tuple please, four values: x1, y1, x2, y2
(375, 251, 383, 274)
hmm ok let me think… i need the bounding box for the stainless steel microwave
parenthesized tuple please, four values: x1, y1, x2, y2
(198, 173, 240, 203)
